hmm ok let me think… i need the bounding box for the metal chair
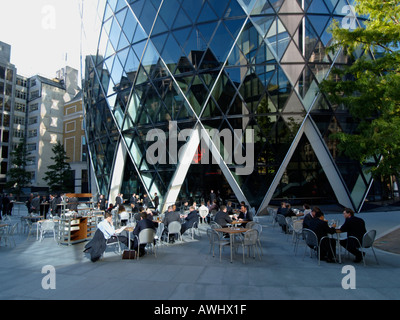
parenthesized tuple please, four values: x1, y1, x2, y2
(234, 229, 261, 264)
(1, 223, 18, 247)
(348, 230, 379, 266)
(251, 223, 263, 256)
(105, 237, 122, 255)
(292, 220, 304, 255)
(167, 221, 182, 243)
(302, 228, 335, 265)
(206, 228, 230, 262)
(276, 214, 287, 233)
(136, 228, 156, 260)
(39, 220, 56, 242)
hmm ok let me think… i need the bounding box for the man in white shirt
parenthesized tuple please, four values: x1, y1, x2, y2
(98, 212, 132, 248)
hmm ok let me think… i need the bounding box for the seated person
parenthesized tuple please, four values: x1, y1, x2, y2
(162, 205, 181, 243)
(97, 211, 133, 249)
(303, 206, 319, 229)
(214, 205, 233, 228)
(180, 206, 199, 235)
(339, 208, 367, 263)
(133, 211, 157, 256)
(308, 210, 337, 263)
(237, 205, 253, 227)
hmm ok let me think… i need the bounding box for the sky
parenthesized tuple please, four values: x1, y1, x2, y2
(0, 0, 83, 79)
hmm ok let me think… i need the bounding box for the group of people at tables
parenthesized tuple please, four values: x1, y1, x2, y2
(85, 200, 253, 261)
(277, 202, 367, 263)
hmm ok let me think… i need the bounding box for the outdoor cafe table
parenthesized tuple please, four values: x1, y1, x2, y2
(214, 227, 250, 263)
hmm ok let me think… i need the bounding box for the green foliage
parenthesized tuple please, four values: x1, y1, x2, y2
(43, 141, 74, 193)
(6, 142, 32, 196)
(320, 0, 400, 179)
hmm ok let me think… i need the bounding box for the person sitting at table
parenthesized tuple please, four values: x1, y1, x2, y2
(308, 210, 337, 263)
(97, 211, 133, 249)
(283, 203, 296, 218)
(339, 208, 367, 263)
(181, 206, 199, 235)
(214, 205, 233, 228)
(118, 204, 129, 226)
(133, 211, 157, 257)
(237, 205, 253, 227)
(162, 205, 181, 243)
(303, 206, 319, 229)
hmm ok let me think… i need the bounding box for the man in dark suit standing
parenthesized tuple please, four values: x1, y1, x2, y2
(339, 208, 367, 263)
(153, 193, 159, 212)
(133, 211, 157, 256)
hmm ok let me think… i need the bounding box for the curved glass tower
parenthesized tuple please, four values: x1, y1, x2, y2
(82, 0, 373, 213)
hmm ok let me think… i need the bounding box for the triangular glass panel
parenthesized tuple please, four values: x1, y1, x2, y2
(256, 93, 277, 114)
(212, 73, 240, 115)
(115, 7, 128, 28)
(172, 7, 192, 29)
(224, 0, 247, 18)
(280, 63, 305, 88)
(307, 0, 329, 14)
(139, 0, 158, 34)
(251, 0, 277, 15)
(278, 12, 303, 37)
(208, 0, 229, 19)
(197, 22, 219, 47)
(125, 48, 140, 80)
(227, 44, 249, 67)
(236, 0, 258, 15)
(209, 22, 236, 64)
(308, 15, 330, 38)
(150, 32, 168, 55)
(225, 66, 248, 89)
(181, 0, 203, 24)
(201, 96, 224, 118)
(152, 14, 169, 36)
(324, 0, 339, 13)
(188, 75, 210, 111)
(224, 18, 246, 41)
(279, 0, 303, 13)
(122, 10, 138, 43)
(251, 15, 275, 39)
(227, 91, 250, 116)
(280, 40, 305, 63)
(197, 1, 219, 23)
(199, 48, 221, 70)
(158, 0, 180, 30)
(296, 65, 319, 111)
(184, 28, 208, 62)
(161, 33, 183, 73)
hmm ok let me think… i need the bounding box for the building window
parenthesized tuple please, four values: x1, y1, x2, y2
(28, 129, 38, 138)
(27, 143, 36, 152)
(14, 116, 25, 125)
(30, 90, 40, 100)
(13, 129, 24, 138)
(28, 116, 38, 125)
(65, 121, 76, 133)
(1, 162, 7, 175)
(15, 102, 26, 112)
(1, 146, 8, 158)
(30, 103, 39, 112)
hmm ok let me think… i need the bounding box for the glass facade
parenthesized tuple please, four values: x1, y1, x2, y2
(82, 0, 374, 212)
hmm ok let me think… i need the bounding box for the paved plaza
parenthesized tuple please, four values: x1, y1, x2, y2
(0, 204, 400, 300)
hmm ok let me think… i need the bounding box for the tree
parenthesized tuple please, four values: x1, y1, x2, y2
(320, 0, 400, 180)
(6, 141, 32, 199)
(43, 141, 74, 193)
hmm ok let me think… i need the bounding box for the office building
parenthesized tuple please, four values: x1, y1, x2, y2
(82, 0, 376, 213)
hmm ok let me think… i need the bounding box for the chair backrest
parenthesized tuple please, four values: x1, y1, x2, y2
(251, 223, 262, 236)
(293, 220, 303, 232)
(138, 228, 156, 244)
(210, 221, 222, 230)
(285, 217, 294, 229)
(362, 230, 377, 248)
(302, 228, 318, 248)
(246, 221, 256, 229)
(276, 214, 287, 227)
(41, 220, 55, 231)
(168, 221, 181, 234)
(243, 229, 258, 245)
(9, 223, 18, 235)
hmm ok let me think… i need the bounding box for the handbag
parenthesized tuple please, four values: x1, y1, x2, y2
(122, 250, 136, 259)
